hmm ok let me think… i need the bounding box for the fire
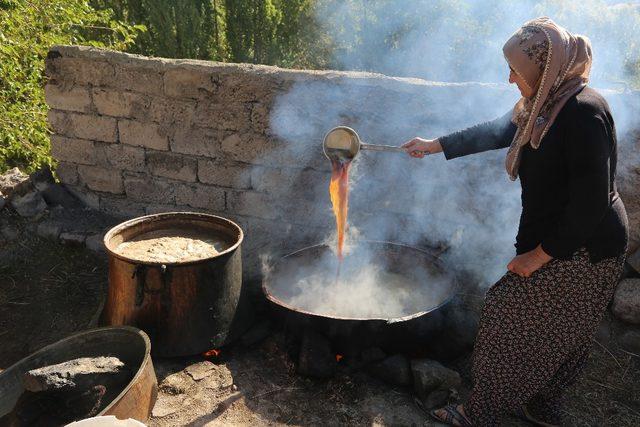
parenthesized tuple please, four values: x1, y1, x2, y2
(329, 159, 351, 260)
(335, 354, 343, 362)
(203, 348, 221, 357)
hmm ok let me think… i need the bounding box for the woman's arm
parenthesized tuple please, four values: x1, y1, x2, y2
(438, 110, 516, 159)
(540, 107, 613, 258)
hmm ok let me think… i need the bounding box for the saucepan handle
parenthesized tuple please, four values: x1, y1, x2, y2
(361, 143, 427, 155)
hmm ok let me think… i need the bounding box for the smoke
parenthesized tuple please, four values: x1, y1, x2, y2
(264, 243, 453, 320)
(255, 0, 640, 305)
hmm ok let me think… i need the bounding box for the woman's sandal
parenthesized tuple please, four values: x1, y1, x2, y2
(514, 405, 560, 427)
(428, 404, 474, 427)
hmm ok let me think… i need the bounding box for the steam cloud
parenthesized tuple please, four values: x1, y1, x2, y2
(258, 0, 640, 306)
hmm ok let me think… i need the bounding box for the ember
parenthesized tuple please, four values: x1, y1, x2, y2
(203, 349, 221, 358)
(329, 159, 351, 260)
(336, 354, 344, 362)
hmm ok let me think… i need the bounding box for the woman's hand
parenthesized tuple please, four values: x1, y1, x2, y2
(507, 245, 553, 278)
(401, 137, 443, 158)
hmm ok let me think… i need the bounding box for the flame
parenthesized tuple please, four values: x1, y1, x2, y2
(203, 349, 221, 357)
(335, 354, 343, 362)
(329, 160, 351, 260)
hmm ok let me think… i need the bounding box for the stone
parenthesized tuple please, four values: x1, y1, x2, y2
(361, 347, 386, 364)
(198, 160, 250, 188)
(148, 97, 195, 125)
(60, 231, 87, 245)
(24, 357, 124, 392)
(10, 191, 47, 217)
(65, 185, 100, 209)
(175, 183, 225, 210)
(123, 173, 175, 204)
(367, 354, 412, 386)
(628, 248, 640, 274)
(95, 143, 145, 172)
(164, 67, 218, 99)
(50, 135, 95, 165)
(0, 167, 31, 198)
(48, 110, 118, 143)
(92, 88, 149, 118)
(411, 359, 462, 401)
(113, 63, 164, 95)
(37, 221, 62, 240)
(31, 167, 55, 191)
(193, 102, 250, 131)
(226, 190, 278, 220)
(147, 150, 197, 182)
(184, 361, 216, 381)
(297, 329, 336, 378)
(41, 183, 81, 208)
(55, 162, 79, 186)
(118, 119, 169, 151)
(99, 195, 146, 219)
(420, 389, 451, 409)
(612, 279, 640, 325)
(85, 233, 105, 253)
(48, 57, 115, 87)
(618, 330, 640, 354)
(0, 192, 5, 211)
(44, 84, 91, 113)
(77, 165, 124, 194)
(170, 126, 223, 157)
(1, 225, 19, 241)
(240, 320, 272, 347)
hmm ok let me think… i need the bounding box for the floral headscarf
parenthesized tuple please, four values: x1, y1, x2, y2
(503, 17, 593, 180)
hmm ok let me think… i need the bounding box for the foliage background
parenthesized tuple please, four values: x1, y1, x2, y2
(1, 0, 639, 173)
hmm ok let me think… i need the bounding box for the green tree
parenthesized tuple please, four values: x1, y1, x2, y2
(0, 0, 143, 173)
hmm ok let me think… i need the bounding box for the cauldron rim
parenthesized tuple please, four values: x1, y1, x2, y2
(103, 211, 244, 266)
(262, 240, 459, 324)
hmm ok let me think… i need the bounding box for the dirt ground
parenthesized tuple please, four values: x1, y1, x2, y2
(1, 206, 639, 426)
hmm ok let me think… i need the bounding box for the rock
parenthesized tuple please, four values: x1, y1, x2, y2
(240, 320, 272, 347)
(184, 361, 216, 381)
(85, 233, 105, 252)
(421, 389, 451, 409)
(31, 167, 55, 191)
(411, 358, 461, 401)
(361, 347, 387, 364)
(628, 249, 640, 275)
(618, 330, 640, 354)
(10, 191, 47, 217)
(1, 225, 19, 241)
(24, 357, 124, 392)
(367, 354, 412, 386)
(41, 183, 80, 208)
(36, 221, 62, 240)
(297, 329, 336, 378)
(60, 231, 86, 245)
(0, 167, 31, 198)
(612, 279, 640, 324)
(0, 192, 5, 210)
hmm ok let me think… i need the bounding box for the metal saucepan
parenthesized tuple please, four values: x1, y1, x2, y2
(322, 126, 426, 162)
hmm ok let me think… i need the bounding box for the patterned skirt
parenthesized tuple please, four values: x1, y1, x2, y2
(466, 248, 625, 426)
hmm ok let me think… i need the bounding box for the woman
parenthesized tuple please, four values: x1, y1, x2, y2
(402, 17, 629, 426)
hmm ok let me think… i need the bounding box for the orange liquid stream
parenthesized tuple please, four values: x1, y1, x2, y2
(329, 160, 351, 261)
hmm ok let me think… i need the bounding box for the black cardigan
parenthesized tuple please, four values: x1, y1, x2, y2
(439, 86, 628, 263)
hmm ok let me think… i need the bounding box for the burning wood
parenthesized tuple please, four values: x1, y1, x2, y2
(203, 348, 221, 358)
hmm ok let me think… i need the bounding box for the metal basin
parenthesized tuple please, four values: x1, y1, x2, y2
(0, 327, 157, 423)
(263, 241, 459, 353)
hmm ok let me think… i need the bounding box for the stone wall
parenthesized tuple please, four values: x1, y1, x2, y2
(45, 45, 640, 284)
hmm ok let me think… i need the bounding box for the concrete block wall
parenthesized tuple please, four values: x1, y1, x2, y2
(45, 45, 640, 283)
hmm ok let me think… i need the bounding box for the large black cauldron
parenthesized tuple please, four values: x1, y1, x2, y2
(263, 241, 459, 354)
